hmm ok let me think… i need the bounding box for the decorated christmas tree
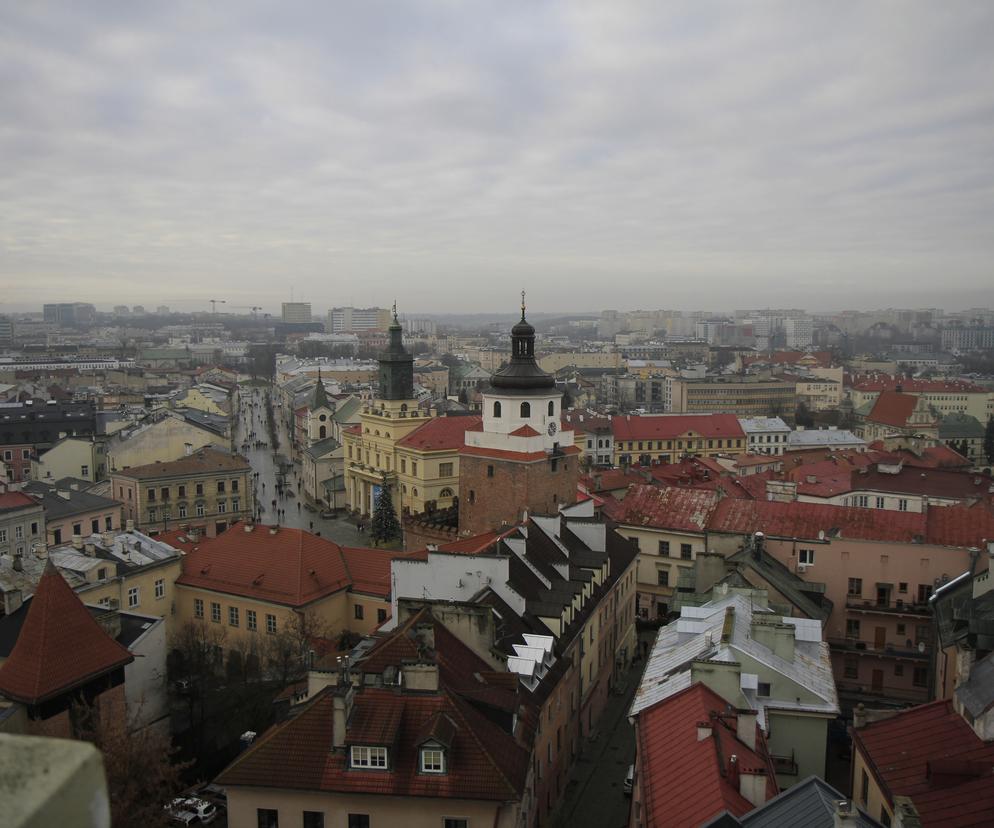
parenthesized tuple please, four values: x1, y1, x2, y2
(370, 476, 401, 545)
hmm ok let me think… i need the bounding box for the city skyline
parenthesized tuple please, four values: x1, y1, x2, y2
(2, 3, 993, 312)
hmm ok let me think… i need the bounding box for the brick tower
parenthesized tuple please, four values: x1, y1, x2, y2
(458, 295, 580, 536)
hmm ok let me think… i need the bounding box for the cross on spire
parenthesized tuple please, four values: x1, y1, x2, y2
(521, 290, 526, 321)
(392, 300, 398, 323)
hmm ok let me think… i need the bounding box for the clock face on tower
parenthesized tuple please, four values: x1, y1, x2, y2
(547, 421, 558, 436)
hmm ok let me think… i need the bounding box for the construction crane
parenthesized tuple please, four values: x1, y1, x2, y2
(209, 299, 226, 314)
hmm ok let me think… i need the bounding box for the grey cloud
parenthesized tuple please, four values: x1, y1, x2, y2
(1, 1, 992, 313)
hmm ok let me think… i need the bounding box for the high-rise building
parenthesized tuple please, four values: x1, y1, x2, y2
(784, 317, 813, 348)
(281, 302, 312, 324)
(327, 306, 391, 333)
(41, 303, 96, 326)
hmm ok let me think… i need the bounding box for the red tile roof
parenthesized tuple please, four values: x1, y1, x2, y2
(853, 699, 994, 827)
(612, 484, 719, 533)
(866, 391, 922, 428)
(111, 446, 250, 480)
(175, 522, 388, 606)
(637, 683, 777, 828)
(709, 497, 925, 542)
(851, 375, 986, 394)
(0, 491, 39, 512)
(217, 685, 528, 802)
(925, 502, 994, 548)
(580, 468, 647, 493)
(509, 424, 541, 437)
(341, 546, 413, 598)
(0, 562, 133, 704)
(854, 466, 994, 501)
(612, 413, 745, 442)
(396, 415, 482, 451)
(217, 608, 529, 803)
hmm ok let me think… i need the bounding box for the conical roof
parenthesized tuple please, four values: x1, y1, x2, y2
(0, 561, 133, 705)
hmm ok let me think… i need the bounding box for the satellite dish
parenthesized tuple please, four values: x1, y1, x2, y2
(918, 641, 926, 654)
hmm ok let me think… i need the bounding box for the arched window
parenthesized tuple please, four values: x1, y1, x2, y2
(401, 403, 408, 412)
(548, 401, 555, 416)
(412, 488, 418, 497)
(319, 425, 327, 439)
(493, 401, 502, 418)
(520, 402, 531, 418)
(439, 488, 453, 498)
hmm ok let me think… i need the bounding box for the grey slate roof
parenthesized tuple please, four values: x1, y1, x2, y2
(303, 436, 341, 459)
(727, 543, 833, 623)
(22, 481, 121, 520)
(938, 412, 985, 440)
(956, 651, 994, 718)
(739, 776, 882, 827)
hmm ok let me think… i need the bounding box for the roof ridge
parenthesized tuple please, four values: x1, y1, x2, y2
(443, 687, 521, 798)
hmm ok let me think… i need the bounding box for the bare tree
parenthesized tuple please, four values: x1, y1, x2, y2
(170, 620, 227, 751)
(263, 610, 332, 689)
(73, 699, 189, 828)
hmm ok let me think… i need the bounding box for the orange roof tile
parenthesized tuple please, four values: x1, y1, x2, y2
(637, 683, 778, 827)
(0, 563, 133, 704)
(176, 522, 377, 606)
(396, 415, 482, 451)
(866, 391, 921, 428)
(612, 413, 745, 441)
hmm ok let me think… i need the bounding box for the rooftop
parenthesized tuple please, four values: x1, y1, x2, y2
(636, 682, 777, 828)
(613, 413, 745, 442)
(630, 594, 838, 726)
(173, 522, 396, 606)
(853, 699, 994, 827)
(396, 415, 482, 451)
(0, 563, 133, 705)
(111, 446, 249, 480)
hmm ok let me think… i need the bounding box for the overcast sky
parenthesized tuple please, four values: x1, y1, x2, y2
(2, 2, 993, 315)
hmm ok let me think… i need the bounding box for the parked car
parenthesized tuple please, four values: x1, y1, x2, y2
(165, 797, 217, 825)
(624, 764, 634, 796)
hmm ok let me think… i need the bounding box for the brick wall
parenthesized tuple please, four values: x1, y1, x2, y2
(458, 454, 579, 536)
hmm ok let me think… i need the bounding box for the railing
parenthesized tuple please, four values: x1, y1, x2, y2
(834, 679, 929, 703)
(845, 598, 931, 616)
(828, 637, 930, 661)
(771, 753, 798, 776)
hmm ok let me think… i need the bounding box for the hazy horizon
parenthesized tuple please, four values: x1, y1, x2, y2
(2, 3, 993, 313)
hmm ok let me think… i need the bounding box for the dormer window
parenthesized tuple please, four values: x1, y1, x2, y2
(350, 745, 387, 769)
(420, 745, 445, 773)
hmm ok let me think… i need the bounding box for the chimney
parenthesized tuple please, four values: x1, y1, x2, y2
(12, 551, 23, 572)
(244, 523, 254, 533)
(833, 799, 862, 828)
(126, 519, 135, 532)
(738, 766, 768, 808)
(71, 534, 83, 550)
(403, 662, 440, 692)
(57, 489, 71, 500)
(697, 721, 712, 741)
(102, 531, 114, 547)
(414, 622, 435, 652)
(3, 588, 23, 615)
(332, 685, 355, 749)
(728, 754, 739, 788)
(33, 542, 47, 560)
(269, 525, 279, 535)
(736, 710, 757, 751)
(184, 442, 193, 456)
(84, 542, 96, 556)
(94, 608, 122, 641)
(892, 796, 923, 828)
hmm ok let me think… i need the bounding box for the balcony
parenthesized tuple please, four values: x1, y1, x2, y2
(845, 598, 930, 617)
(828, 637, 930, 661)
(770, 752, 798, 777)
(834, 679, 929, 704)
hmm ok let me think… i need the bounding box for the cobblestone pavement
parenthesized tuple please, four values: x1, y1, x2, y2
(234, 385, 367, 547)
(554, 659, 646, 828)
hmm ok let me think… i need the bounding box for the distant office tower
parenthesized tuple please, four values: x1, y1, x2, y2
(157, 305, 170, 315)
(327, 306, 391, 333)
(0, 316, 12, 346)
(132, 305, 146, 315)
(282, 302, 313, 324)
(784, 317, 813, 349)
(42, 303, 96, 326)
(113, 305, 130, 316)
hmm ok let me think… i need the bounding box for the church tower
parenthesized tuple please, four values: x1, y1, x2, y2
(378, 304, 415, 401)
(458, 295, 579, 536)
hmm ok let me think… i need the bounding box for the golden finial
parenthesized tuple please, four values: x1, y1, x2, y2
(521, 290, 526, 321)
(392, 300, 398, 323)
